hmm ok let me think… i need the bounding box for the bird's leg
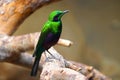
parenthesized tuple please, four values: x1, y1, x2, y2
(44, 51, 47, 58)
(46, 50, 56, 59)
(44, 51, 51, 61)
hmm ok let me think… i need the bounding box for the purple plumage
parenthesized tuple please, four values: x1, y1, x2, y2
(43, 32, 61, 49)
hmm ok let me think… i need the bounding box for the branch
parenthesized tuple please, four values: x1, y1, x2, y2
(40, 47, 87, 80)
(0, 32, 72, 62)
(0, 0, 61, 35)
(0, 32, 111, 80)
(40, 47, 111, 80)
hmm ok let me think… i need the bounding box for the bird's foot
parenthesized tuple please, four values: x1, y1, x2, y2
(45, 50, 56, 60)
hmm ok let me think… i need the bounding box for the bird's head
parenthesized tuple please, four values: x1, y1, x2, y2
(48, 10, 69, 22)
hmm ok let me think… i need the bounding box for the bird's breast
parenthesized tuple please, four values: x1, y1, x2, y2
(43, 32, 60, 49)
(42, 21, 62, 49)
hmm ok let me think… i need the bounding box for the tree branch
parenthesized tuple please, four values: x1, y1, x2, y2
(0, 32, 72, 62)
(0, 0, 61, 35)
(40, 47, 111, 80)
(0, 32, 111, 80)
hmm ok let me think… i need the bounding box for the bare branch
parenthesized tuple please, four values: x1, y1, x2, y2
(0, 0, 61, 35)
(58, 39, 73, 47)
(0, 32, 72, 62)
(40, 47, 111, 80)
(0, 32, 111, 80)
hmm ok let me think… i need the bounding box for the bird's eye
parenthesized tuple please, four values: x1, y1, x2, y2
(54, 16, 58, 21)
(53, 13, 61, 21)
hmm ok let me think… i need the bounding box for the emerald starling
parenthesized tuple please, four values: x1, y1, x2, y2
(31, 10, 69, 76)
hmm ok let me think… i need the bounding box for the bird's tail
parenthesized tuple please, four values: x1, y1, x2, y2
(31, 56, 40, 76)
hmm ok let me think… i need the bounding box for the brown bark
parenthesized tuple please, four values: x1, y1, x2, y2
(0, 0, 61, 35)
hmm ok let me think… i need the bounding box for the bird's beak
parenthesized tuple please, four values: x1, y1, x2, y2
(63, 10, 69, 14)
(60, 10, 69, 18)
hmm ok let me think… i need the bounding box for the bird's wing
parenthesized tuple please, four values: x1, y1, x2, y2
(33, 22, 51, 57)
(42, 22, 61, 49)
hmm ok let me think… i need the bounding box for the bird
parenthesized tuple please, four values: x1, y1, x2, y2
(31, 10, 69, 76)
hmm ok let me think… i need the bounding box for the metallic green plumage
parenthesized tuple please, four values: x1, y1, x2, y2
(31, 10, 69, 76)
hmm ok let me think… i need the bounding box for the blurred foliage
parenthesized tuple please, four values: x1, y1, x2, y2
(0, 0, 120, 80)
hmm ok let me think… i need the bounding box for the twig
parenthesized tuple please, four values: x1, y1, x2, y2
(58, 39, 73, 47)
